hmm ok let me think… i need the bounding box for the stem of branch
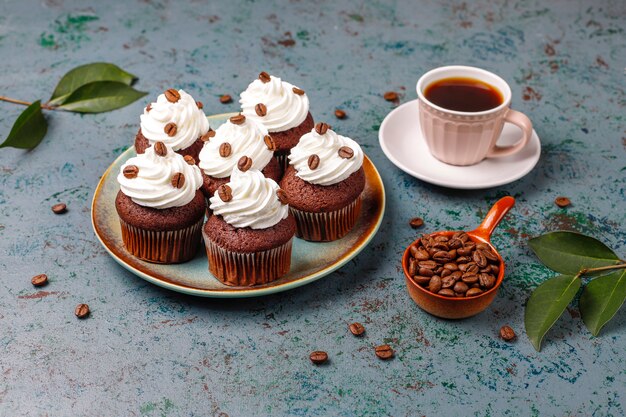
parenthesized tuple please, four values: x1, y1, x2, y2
(0, 96, 57, 111)
(580, 263, 626, 275)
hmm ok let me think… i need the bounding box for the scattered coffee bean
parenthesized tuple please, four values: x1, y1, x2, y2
(219, 94, 232, 104)
(555, 196, 571, 208)
(383, 91, 398, 101)
(292, 87, 305, 95)
(349, 322, 365, 336)
(335, 109, 346, 119)
(31, 274, 48, 287)
(375, 344, 394, 360)
(407, 231, 500, 297)
(51, 203, 67, 214)
(75, 303, 90, 319)
(309, 350, 328, 365)
(409, 217, 424, 229)
(499, 325, 516, 341)
(164, 88, 180, 103)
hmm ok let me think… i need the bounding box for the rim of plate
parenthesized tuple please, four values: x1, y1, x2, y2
(378, 99, 541, 189)
(91, 113, 386, 298)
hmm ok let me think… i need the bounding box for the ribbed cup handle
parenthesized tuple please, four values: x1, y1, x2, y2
(472, 196, 515, 241)
(487, 109, 533, 158)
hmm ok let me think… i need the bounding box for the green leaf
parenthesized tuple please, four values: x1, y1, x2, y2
(58, 81, 147, 113)
(49, 62, 137, 105)
(0, 101, 48, 149)
(580, 269, 626, 336)
(525, 274, 581, 351)
(529, 231, 620, 275)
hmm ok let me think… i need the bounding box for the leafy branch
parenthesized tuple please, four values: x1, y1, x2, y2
(1, 62, 146, 150)
(525, 231, 626, 351)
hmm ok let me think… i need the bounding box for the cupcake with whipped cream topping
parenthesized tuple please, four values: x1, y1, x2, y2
(203, 165, 296, 286)
(116, 141, 206, 263)
(280, 122, 365, 242)
(239, 72, 314, 169)
(135, 88, 211, 161)
(197, 114, 282, 199)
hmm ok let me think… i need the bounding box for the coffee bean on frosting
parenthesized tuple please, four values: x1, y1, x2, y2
(219, 142, 232, 158)
(255, 103, 267, 117)
(218, 184, 232, 202)
(338, 146, 354, 159)
(315, 122, 329, 135)
(201, 130, 216, 142)
(276, 189, 289, 205)
(165, 88, 181, 103)
(164, 122, 177, 137)
(154, 141, 167, 156)
(123, 165, 139, 179)
(146, 104, 152, 112)
(259, 71, 271, 83)
(292, 87, 305, 95)
(183, 155, 196, 165)
(264, 135, 276, 151)
(171, 173, 185, 189)
(237, 156, 253, 172)
(308, 154, 320, 170)
(230, 114, 245, 125)
(196, 101, 203, 109)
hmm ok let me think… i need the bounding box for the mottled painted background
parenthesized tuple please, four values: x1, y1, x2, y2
(1, 0, 625, 416)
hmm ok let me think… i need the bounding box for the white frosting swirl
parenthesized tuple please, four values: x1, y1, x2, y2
(288, 128, 364, 186)
(239, 75, 309, 133)
(198, 118, 273, 178)
(118, 145, 203, 209)
(140, 89, 209, 150)
(209, 168, 288, 229)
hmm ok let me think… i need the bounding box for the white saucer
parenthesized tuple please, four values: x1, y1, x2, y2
(378, 100, 541, 189)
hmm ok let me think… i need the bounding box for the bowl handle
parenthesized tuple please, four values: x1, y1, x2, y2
(472, 196, 515, 241)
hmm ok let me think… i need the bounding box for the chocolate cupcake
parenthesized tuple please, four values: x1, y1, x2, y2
(135, 89, 210, 161)
(197, 114, 282, 199)
(203, 166, 296, 286)
(116, 142, 206, 263)
(239, 72, 314, 169)
(280, 123, 365, 242)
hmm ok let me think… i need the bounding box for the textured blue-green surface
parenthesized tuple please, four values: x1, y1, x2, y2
(1, 1, 625, 416)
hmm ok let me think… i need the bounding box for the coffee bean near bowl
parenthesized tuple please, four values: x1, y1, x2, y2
(402, 197, 515, 319)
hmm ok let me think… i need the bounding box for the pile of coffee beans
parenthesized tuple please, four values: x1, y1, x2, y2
(407, 231, 500, 297)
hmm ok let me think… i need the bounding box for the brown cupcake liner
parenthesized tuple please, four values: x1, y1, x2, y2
(203, 232, 293, 286)
(119, 218, 203, 264)
(290, 194, 363, 242)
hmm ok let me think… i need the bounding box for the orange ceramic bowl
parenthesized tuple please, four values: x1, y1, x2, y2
(402, 196, 514, 319)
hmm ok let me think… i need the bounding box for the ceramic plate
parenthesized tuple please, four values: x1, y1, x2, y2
(91, 113, 386, 297)
(379, 99, 541, 189)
